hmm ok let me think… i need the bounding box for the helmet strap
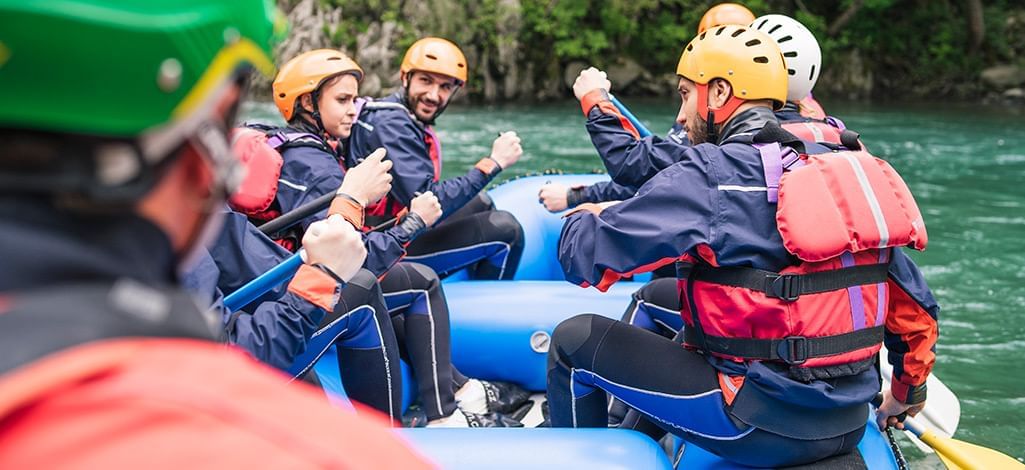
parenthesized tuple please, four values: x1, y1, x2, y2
(706, 110, 718, 144)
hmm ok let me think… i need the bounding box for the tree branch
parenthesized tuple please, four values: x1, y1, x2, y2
(828, 0, 865, 38)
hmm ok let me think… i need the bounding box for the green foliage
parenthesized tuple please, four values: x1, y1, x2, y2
(320, 0, 1024, 100)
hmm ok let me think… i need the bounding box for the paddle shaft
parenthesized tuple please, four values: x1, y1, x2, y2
(902, 418, 974, 470)
(258, 191, 336, 236)
(223, 251, 304, 312)
(608, 95, 653, 137)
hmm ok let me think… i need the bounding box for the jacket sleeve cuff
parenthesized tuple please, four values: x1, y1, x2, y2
(474, 157, 502, 178)
(328, 193, 365, 229)
(287, 264, 341, 312)
(890, 380, 928, 406)
(580, 89, 611, 116)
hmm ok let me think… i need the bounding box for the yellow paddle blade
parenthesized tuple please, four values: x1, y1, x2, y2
(918, 428, 1025, 470)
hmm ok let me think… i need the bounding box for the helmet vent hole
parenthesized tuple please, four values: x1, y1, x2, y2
(326, 56, 342, 61)
(769, 24, 782, 34)
(758, 19, 769, 29)
(731, 28, 745, 38)
(699, 31, 707, 40)
(687, 44, 694, 52)
(715, 26, 726, 36)
(777, 35, 793, 43)
(426, 54, 438, 60)
(746, 39, 761, 47)
(753, 56, 769, 64)
(784, 51, 798, 58)
(458, 63, 465, 68)
(788, 69, 796, 75)
(809, 65, 817, 80)
(278, 93, 286, 98)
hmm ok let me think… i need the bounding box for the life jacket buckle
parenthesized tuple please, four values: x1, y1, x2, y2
(768, 274, 801, 302)
(777, 336, 808, 365)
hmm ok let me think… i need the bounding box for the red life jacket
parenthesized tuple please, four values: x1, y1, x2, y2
(679, 142, 928, 378)
(228, 124, 323, 223)
(228, 124, 327, 251)
(364, 104, 442, 226)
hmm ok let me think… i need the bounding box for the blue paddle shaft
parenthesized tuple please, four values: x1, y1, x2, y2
(608, 95, 652, 137)
(223, 251, 305, 312)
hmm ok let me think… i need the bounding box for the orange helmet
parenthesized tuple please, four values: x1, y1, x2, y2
(272, 49, 363, 121)
(677, 25, 787, 124)
(697, 3, 756, 34)
(400, 37, 468, 85)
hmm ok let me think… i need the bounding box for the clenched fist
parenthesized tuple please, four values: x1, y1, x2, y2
(490, 131, 522, 169)
(573, 67, 611, 101)
(538, 183, 570, 213)
(338, 147, 392, 205)
(409, 191, 443, 227)
(302, 214, 367, 282)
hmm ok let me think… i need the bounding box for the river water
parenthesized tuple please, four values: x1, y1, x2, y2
(242, 98, 1025, 463)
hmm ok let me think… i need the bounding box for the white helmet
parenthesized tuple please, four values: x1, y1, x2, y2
(750, 14, 822, 102)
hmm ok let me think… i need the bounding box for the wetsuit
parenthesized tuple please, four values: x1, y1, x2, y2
(0, 198, 428, 467)
(346, 93, 524, 279)
(182, 210, 404, 420)
(548, 106, 939, 467)
(269, 125, 473, 421)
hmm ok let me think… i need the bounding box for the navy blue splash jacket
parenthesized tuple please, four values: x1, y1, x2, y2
(273, 131, 419, 276)
(345, 93, 503, 222)
(559, 103, 939, 439)
(182, 210, 340, 370)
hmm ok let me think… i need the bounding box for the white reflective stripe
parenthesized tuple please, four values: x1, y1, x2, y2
(803, 122, 824, 142)
(841, 153, 890, 248)
(382, 288, 442, 415)
(717, 185, 768, 192)
(278, 178, 308, 191)
(355, 120, 374, 132)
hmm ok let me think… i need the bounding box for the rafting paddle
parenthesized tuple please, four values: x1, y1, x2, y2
(222, 251, 304, 312)
(872, 396, 1024, 470)
(608, 95, 652, 137)
(258, 191, 335, 237)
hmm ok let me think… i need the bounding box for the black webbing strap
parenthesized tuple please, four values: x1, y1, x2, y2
(690, 262, 891, 302)
(683, 325, 885, 366)
(840, 129, 863, 151)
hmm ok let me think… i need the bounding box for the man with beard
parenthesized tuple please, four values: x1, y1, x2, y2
(0, 0, 430, 467)
(546, 25, 939, 467)
(346, 37, 526, 280)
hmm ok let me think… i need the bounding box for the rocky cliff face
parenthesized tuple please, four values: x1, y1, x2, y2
(251, 1, 1025, 105)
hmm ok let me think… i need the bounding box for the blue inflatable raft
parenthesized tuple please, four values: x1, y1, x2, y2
(313, 175, 900, 469)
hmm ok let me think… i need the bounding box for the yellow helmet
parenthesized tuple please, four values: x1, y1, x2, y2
(676, 25, 787, 124)
(273, 49, 363, 121)
(698, 3, 756, 34)
(400, 37, 468, 84)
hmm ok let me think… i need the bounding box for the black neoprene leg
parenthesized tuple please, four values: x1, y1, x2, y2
(546, 314, 863, 468)
(322, 269, 403, 422)
(405, 194, 524, 280)
(609, 278, 683, 425)
(380, 262, 458, 420)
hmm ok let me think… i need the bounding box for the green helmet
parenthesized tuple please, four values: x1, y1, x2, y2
(0, 0, 284, 137)
(0, 0, 285, 202)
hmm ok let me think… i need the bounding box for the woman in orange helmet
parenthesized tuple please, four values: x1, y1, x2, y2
(259, 49, 528, 427)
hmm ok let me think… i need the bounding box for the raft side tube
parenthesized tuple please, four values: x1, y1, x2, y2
(400, 428, 673, 470)
(487, 174, 650, 282)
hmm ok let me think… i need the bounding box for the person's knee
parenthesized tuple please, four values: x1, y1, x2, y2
(476, 192, 495, 210)
(487, 210, 523, 245)
(551, 314, 604, 361)
(347, 268, 378, 291)
(404, 262, 441, 290)
(337, 268, 381, 310)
